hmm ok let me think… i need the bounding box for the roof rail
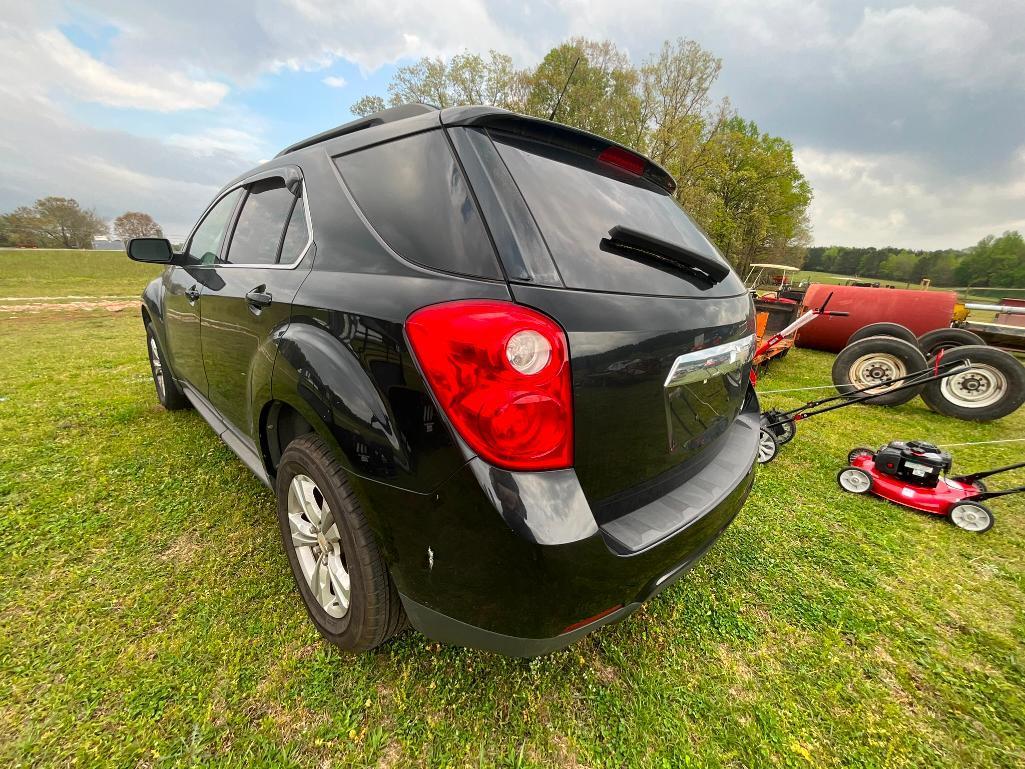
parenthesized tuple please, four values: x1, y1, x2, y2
(275, 103, 438, 158)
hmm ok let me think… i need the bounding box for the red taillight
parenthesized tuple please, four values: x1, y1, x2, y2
(405, 300, 573, 471)
(597, 146, 646, 176)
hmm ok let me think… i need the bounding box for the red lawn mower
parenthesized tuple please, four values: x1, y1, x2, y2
(837, 440, 1025, 533)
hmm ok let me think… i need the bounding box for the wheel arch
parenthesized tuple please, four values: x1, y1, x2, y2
(260, 399, 315, 478)
(262, 321, 412, 483)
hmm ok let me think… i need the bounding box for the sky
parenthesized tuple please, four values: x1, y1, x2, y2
(1, 1, 1023, 248)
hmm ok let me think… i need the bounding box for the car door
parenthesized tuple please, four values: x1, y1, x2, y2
(200, 169, 313, 438)
(163, 188, 243, 392)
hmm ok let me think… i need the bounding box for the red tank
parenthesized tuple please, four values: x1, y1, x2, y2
(796, 284, 956, 352)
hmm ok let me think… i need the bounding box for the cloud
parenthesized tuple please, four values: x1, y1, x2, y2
(797, 144, 1025, 248)
(0, 21, 228, 111)
(0, 94, 251, 240)
(844, 6, 1001, 88)
(74, 0, 549, 80)
(3, 1, 1025, 250)
(167, 127, 268, 158)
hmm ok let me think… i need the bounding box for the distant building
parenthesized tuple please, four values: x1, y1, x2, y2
(93, 236, 126, 251)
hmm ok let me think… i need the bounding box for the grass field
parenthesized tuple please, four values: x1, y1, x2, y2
(1, 264, 1024, 768)
(0, 249, 161, 298)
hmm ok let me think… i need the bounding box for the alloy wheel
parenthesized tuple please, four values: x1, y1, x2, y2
(287, 474, 351, 618)
(149, 336, 166, 400)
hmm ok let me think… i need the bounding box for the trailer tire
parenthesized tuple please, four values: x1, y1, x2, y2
(832, 336, 928, 406)
(847, 322, 920, 348)
(917, 328, 985, 358)
(920, 345, 1025, 421)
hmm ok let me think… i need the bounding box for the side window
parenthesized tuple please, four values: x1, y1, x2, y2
(279, 195, 309, 264)
(334, 130, 502, 279)
(186, 188, 243, 265)
(224, 178, 298, 265)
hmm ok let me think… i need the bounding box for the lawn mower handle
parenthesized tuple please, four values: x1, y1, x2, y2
(964, 484, 1025, 502)
(953, 459, 1025, 484)
(763, 360, 973, 429)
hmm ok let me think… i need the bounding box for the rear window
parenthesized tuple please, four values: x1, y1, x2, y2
(491, 132, 739, 297)
(335, 131, 502, 280)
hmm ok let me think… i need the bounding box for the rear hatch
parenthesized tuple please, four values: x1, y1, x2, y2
(446, 114, 754, 518)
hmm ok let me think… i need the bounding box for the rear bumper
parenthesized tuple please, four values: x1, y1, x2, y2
(358, 392, 759, 656)
(397, 485, 745, 656)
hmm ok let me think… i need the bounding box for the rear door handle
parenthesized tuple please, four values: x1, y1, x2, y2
(184, 285, 200, 303)
(246, 286, 273, 309)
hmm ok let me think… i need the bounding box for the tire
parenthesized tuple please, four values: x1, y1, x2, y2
(762, 409, 796, 444)
(917, 328, 985, 358)
(920, 345, 1025, 421)
(145, 322, 189, 410)
(847, 322, 920, 348)
(837, 466, 873, 494)
(275, 434, 406, 652)
(847, 447, 875, 464)
(832, 336, 929, 406)
(757, 427, 779, 464)
(948, 501, 994, 533)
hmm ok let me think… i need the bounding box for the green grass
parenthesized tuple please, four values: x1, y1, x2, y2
(0, 248, 161, 298)
(1, 285, 1024, 767)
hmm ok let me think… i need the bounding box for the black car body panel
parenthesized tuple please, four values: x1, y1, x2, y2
(134, 104, 759, 655)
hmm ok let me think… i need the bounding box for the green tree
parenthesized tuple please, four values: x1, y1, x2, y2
(636, 39, 726, 183)
(689, 117, 812, 275)
(0, 196, 107, 249)
(347, 39, 813, 269)
(350, 95, 386, 117)
(521, 39, 641, 145)
(113, 211, 163, 241)
(879, 251, 918, 285)
(955, 231, 1025, 287)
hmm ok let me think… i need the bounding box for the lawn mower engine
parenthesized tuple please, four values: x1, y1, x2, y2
(872, 440, 952, 488)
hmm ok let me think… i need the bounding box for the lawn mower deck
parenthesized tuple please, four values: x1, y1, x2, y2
(837, 440, 1025, 533)
(845, 451, 982, 516)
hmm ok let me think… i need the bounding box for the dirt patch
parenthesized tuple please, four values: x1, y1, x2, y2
(0, 299, 137, 314)
(160, 531, 203, 564)
(376, 740, 403, 768)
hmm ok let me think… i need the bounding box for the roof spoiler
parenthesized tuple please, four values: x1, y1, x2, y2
(440, 106, 678, 195)
(275, 103, 438, 158)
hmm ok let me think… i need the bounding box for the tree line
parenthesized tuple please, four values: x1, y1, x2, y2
(0, 197, 163, 249)
(351, 38, 813, 275)
(806, 230, 1025, 288)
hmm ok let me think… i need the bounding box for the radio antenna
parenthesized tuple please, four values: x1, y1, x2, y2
(548, 56, 581, 122)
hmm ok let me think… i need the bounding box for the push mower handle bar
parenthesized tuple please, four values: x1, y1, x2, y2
(965, 484, 1025, 503)
(954, 459, 1025, 484)
(763, 360, 973, 429)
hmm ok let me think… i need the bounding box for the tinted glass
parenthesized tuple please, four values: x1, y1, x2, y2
(279, 195, 309, 263)
(225, 178, 297, 265)
(492, 132, 739, 297)
(335, 130, 502, 279)
(186, 188, 243, 265)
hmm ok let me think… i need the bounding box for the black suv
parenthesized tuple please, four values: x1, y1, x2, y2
(128, 104, 759, 656)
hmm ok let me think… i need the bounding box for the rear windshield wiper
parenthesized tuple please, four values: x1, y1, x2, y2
(602, 225, 730, 285)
